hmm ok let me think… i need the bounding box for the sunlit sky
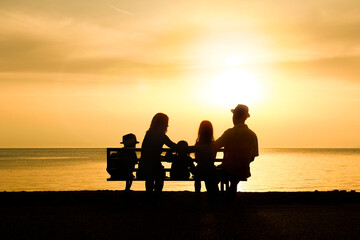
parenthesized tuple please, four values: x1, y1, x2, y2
(1, 0, 359, 148)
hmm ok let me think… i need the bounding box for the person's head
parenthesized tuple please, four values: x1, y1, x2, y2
(121, 133, 139, 147)
(176, 140, 188, 156)
(231, 104, 250, 125)
(149, 113, 169, 133)
(196, 120, 214, 144)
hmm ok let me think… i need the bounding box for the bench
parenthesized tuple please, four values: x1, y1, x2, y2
(106, 148, 231, 192)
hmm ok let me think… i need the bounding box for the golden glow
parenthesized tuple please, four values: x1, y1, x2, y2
(225, 56, 247, 67)
(0, 1, 360, 148)
(203, 68, 265, 107)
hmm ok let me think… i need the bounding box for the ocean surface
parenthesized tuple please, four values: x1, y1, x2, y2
(0, 148, 359, 192)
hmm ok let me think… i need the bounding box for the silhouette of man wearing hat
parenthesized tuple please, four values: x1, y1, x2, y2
(214, 104, 259, 202)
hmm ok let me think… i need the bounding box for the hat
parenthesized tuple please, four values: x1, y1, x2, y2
(120, 133, 139, 144)
(231, 104, 250, 117)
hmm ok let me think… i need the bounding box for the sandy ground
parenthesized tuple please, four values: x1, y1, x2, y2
(1, 191, 359, 240)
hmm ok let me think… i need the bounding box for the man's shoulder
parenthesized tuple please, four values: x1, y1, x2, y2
(221, 125, 251, 136)
(223, 128, 234, 134)
(246, 127, 257, 137)
(231, 124, 258, 140)
(219, 128, 236, 139)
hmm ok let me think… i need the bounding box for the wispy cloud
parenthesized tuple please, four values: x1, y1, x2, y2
(108, 4, 133, 16)
(1, 0, 360, 82)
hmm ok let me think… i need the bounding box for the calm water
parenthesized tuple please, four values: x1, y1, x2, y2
(0, 148, 359, 192)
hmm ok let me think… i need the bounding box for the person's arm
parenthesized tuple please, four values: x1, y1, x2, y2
(213, 130, 227, 151)
(187, 156, 196, 174)
(163, 134, 177, 149)
(188, 144, 203, 153)
(251, 133, 259, 162)
(131, 151, 139, 164)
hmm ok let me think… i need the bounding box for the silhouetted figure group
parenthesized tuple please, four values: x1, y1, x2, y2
(109, 104, 258, 205)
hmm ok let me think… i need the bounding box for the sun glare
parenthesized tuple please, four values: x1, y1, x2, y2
(225, 56, 246, 67)
(203, 68, 265, 107)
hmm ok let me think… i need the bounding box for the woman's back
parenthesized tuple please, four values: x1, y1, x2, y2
(141, 130, 167, 159)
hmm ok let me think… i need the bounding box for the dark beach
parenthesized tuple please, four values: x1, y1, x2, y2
(1, 191, 359, 240)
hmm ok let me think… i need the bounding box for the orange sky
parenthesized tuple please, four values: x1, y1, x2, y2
(0, 0, 359, 148)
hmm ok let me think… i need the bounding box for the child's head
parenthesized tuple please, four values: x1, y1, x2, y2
(121, 133, 139, 147)
(176, 140, 188, 155)
(196, 120, 214, 144)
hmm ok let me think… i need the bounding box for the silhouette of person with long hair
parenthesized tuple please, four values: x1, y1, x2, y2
(214, 104, 259, 203)
(138, 113, 177, 202)
(194, 120, 219, 203)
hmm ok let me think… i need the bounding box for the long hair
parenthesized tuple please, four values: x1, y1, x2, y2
(196, 120, 214, 144)
(149, 113, 169, 133)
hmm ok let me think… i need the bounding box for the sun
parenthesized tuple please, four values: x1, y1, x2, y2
(203, 68, 265, 108)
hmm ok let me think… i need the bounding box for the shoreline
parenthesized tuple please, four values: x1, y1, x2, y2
(1, 190, 359, 204)
(1, 191, 359, 240)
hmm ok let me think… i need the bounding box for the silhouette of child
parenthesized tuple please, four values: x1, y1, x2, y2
(194, 120, 219, 202)
(170, 141, 195, 180)
(107, 133, 139, 191)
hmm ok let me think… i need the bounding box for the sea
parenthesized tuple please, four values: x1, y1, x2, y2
(0, 148, 359, 192)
